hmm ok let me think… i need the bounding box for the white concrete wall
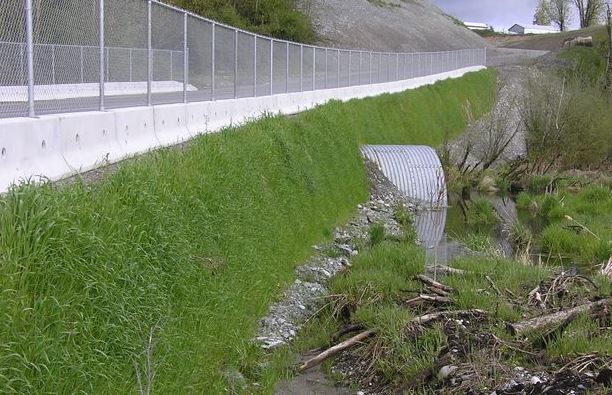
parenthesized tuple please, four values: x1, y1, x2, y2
(0, 66, 485, 193)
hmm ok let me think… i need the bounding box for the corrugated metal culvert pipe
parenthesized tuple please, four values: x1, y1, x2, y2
(361, 145, 447, 249)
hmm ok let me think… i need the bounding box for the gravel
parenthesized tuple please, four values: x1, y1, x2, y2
(297, 0, 488, 52)
(446, 64, 536, 170)
(256, 159, 414, 349)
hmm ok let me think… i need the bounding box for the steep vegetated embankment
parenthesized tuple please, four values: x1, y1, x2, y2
(0, 70, 496, 393)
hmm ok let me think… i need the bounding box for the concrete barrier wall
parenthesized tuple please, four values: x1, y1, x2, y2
(0, 66, 485, 193)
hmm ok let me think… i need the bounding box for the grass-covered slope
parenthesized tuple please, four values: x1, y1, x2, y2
(0, 70, 496, 393)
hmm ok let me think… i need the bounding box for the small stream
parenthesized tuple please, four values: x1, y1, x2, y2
(413, 191, 544, 268)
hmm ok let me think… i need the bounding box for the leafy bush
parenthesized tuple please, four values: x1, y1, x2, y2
(522, 46, 612, 171)
(169, 0, 316, 43)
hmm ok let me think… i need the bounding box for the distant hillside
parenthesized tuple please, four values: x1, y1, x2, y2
(298, 0, 489, 51)
(495, 26, 608, 51)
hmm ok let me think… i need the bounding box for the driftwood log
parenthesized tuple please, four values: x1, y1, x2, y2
(411, 309, 487, 325)
(405, 294, 453, 307)
(427, 286, 450, 297)
(298, 330, 375, 371)
(415, 274, 454, 293)
(506, 299, 609, 336)
(426, 265, 467, 276)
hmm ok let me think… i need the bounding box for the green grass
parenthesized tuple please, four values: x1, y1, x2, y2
(448, 256, 551, 322)
(329, 243, 425, 308)
(300, 217, 610, 391)
(327, 241, 441, 386)
(465, 198, 500, 227)
(516, 183, 612, 267)
(0, 70, 497, 393)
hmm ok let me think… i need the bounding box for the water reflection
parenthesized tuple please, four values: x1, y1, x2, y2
(412, 193, 520, 267)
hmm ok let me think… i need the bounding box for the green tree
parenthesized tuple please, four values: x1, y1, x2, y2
(534, 0, 552, 25)
(550, 0, 573, 31)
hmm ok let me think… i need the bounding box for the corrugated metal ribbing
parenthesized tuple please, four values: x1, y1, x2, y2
(361, 145, 447, 208)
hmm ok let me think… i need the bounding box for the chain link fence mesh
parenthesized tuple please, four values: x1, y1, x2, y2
(32, 0, 100, 114)
(187, 16, 212, 102)
(287, 43, 301, 93)
(214, 24, 234, 100)
(272, 40, 287, 95)
(0, 0, 26, 117)
(105, 0, 148, 109)
(0, 0, 487, 118)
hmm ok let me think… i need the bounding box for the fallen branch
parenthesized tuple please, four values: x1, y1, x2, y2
(299, 330, 375, 372)
(506, 299, 609, 336)
(415, 274, 454, 293)
(406, 294, 453, 307)
(330, 323, 366, 343)
(504, 288, 518, 299)
(427, 286, 451, 298)
(534, 313, 578, 349)
(486, 275, 502, 296)
(411, 309, 487, 326)
(601, 257, 612, 280)
(428, 265, 467, 276)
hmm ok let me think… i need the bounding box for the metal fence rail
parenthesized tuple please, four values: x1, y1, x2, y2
(0, 0, 486, 119)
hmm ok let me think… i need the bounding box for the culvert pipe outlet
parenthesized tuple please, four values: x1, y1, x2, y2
(361, 145, 447, 208)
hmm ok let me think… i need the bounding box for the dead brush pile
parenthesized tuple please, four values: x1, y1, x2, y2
(297, 237, 612, 394)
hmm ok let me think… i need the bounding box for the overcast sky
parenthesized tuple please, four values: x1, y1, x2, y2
(431, 0, 578, 31)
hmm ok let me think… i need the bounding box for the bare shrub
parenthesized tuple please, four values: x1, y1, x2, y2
(521, 70, 612, 172)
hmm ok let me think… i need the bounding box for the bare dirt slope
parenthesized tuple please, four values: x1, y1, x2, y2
(298, 0, 489, 51)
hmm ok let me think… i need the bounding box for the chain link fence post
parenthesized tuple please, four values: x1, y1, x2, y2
(51, 45, 56, 84)
(211, 22, 215, 100)
(286, 42, 289, 93)
(395, 53, 398, 81)
(234, 29, 238, 99)
(253, 38, 257, 97)
(99, 0, 105, 111)
(348, 50, 351, 86)
(147, 0, 152, 105)
(183, 12, 188, 103)
(324, 48, 328, 89)
(25, 0, 35, 117)
(299, 44, 303, 92)
(357, 51, 363, 85)
(312, 46, 315, 90)
(336, 49, 340, 88)
(270, 39, 273, 95)
(128, 48, 132, 82)
(369, 52, 372, 84)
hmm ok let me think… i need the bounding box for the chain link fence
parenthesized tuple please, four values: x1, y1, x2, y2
(0, 0, 487, 119)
